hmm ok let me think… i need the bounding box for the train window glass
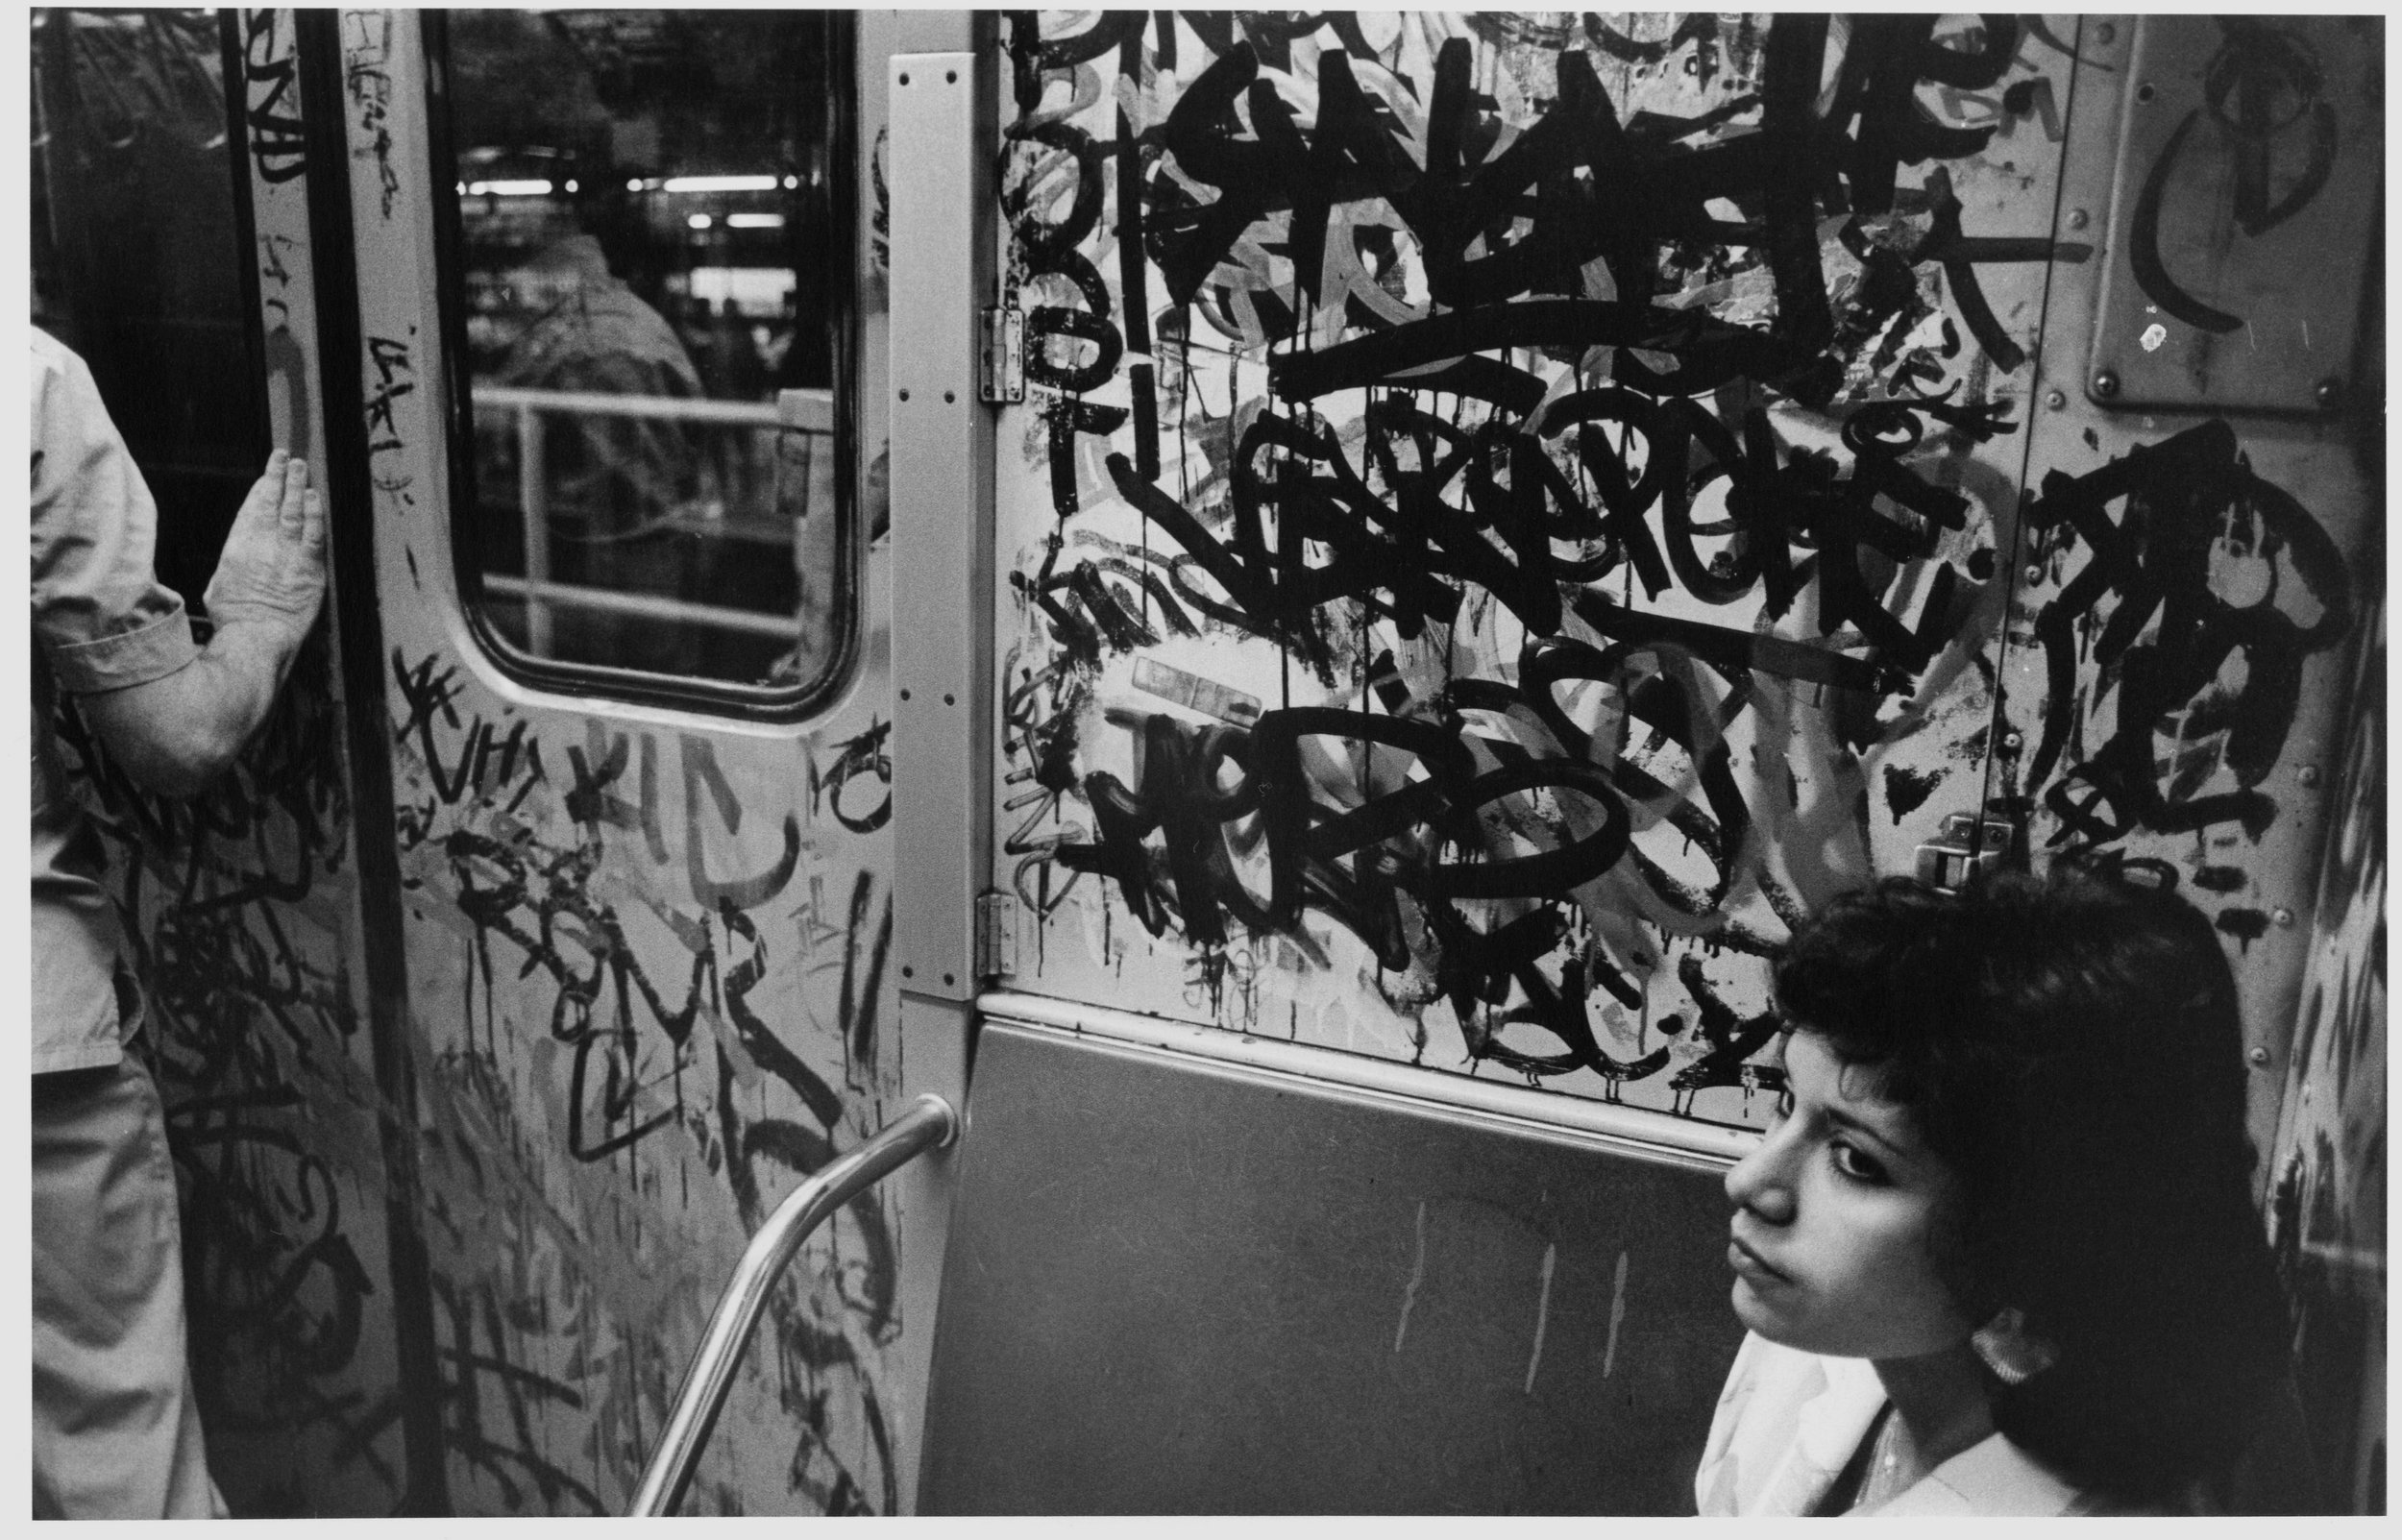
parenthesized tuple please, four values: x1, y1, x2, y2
(31, 9, 266, 613)
(438, 10, 852, 702)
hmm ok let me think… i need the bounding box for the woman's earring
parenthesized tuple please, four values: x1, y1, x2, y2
(1971, 1306, 2058, 1386)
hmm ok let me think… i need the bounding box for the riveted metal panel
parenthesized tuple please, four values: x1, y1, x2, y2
(889, 50, 994, 1002)
(1998, 14, 2382, 1162)
(2084, 15, 2383, 414)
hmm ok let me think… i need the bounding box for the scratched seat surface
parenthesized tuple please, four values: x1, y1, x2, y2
(918, 1018, 1741, 1515)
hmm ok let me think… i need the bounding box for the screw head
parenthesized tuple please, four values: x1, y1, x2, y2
(2247, 1045, 2271, 1067)
(2067, 208, 2090, 231)
(2091, 369, 2120, 400)
(2272, 907, 2296, 928)
(2044, 388, 2067, 410)
(2024, 562, 2047, 586)
(2315, 379, 2342, 410)
(2000, 730, 2025, 754)
(2298, 764, 2322, 788)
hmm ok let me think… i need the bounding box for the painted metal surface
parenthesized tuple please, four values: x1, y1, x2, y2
(1993, 15, 2380, 1160)
(919, 1017, 1741, 1513)
(987, 12, 2086, 1131)
(2082, 16, 2381, 416)
(2265, 597, 2386, 1513)
(889, 49, 994, 1002)
(43, 7, 412, 1515)
(333, 12, 912, 1515)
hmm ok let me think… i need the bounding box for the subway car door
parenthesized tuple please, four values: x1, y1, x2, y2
(302, 10, 936, 1515)
(909, 11, 2384, 1515)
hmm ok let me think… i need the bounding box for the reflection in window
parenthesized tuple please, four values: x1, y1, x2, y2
(31, 9, 265, 611)
(441, 10, 851, 699)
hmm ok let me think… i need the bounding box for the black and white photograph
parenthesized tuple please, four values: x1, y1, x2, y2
(24, 9, 2385, 1518)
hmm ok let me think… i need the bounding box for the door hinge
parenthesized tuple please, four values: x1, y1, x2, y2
(973, 890, 1018, 980)
(1914, 811, 2015, 893)
(978, 305, 1025, 403)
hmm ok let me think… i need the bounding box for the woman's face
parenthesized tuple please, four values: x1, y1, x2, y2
(1723, 1031, 1982, 1360)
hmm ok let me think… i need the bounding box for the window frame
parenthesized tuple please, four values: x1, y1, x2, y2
(420, 8, 862, 724)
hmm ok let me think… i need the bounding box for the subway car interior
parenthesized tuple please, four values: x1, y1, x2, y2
(28, 9, 2385, 1516)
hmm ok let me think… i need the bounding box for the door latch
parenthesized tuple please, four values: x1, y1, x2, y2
(1914, 811, 2015, 892)
(973, 890, 1018, 980)
(977, 306, 1025, 403)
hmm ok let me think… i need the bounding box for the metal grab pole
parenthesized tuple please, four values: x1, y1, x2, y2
(629, 1093, 960, 1516)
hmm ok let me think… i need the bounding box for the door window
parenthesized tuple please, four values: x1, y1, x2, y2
(31, 8, 266, 612)
(435, 10, 854, 706)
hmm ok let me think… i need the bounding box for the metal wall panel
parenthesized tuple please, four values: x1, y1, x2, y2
(40, 9, 413, 1514)
(329, 12, 916, 1514)
(1993, 15, 2382, 1158)
(2264, 599, 2385, 1513)
(919, 1018, 1741, 1514)
(985, 13, 2081, 1132)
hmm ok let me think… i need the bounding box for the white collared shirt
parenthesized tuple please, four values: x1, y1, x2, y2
(1693, 1332, 2096, 1517)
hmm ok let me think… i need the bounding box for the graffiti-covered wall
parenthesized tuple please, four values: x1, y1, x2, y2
(988, 12, 2376, 1139)
(41, 7, 411, 1516)
(337, 12, 912, 1516)
(992, 12, 2076, 1126)
(2267, 593, 2386, 1511)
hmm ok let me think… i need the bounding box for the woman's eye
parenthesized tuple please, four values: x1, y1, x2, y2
(1829, 1141, 1889, 1185)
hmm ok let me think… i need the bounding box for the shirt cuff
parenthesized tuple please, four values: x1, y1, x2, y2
(43, 602, 200, 695)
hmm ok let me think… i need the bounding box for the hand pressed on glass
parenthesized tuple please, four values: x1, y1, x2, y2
(202, 450, 328, 643)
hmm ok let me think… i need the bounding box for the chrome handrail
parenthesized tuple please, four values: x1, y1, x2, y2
(629, 1093, 960, 1516)
(470, 384, 834, 656)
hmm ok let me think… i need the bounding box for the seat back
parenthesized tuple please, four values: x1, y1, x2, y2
(918, 1016, 1742, 1514)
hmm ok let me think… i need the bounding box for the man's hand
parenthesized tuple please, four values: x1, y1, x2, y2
(84, 451, 330, 796)
(202, 450, 327, 643)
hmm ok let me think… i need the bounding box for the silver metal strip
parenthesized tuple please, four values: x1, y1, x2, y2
(629, 1093, 960, 1517)
(474, 383, 832, 430)
(977, 990, 1758, 1170)
(888, 49, 993, 1004)
(478, 574, 801, 638)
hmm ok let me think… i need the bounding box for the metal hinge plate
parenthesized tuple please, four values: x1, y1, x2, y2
(973, 891, 1018, 979)
(978, 305, 1025, 403)
(1914, 811, 2015, 893)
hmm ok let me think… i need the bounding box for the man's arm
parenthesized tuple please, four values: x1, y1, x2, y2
(77, 452, 327, 796)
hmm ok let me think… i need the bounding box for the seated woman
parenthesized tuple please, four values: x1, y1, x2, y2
(1695, 866, 2305, 1516)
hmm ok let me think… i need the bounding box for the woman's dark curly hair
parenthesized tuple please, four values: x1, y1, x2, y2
(1772, 865, 2292, 1505)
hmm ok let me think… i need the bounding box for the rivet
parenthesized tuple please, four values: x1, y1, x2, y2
(901, 965, 915, 978)
(2091, 369, 2120, 400)
(944, 389, 957, 403)
(2247, 1046, 2270, 1068)
(2044, 388, 2067, 410)
(897, 387, 911, 402)
(944, 693, 956, 705)
(2024, 562, 2047, 586)
(2135, 83, 2155, 105)
(897, 71, 910, 86)
(2315, 379, 2342, 410)
(899, 688, 912, 700)
(2093, 23, 2116, 46)
(2001, 730, 2025, 754)
(2272, 907, 2296, 928)
(2066, 208, 2090, 231)
(2298, 764, 2321, 788)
